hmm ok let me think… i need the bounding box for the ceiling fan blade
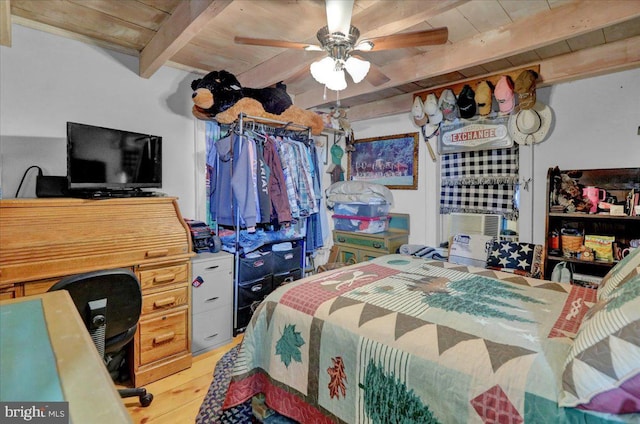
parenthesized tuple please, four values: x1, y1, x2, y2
(234, 36, 322, 51)
(363, 27, 449, 51)
(352, 55, 390, 86)
(326, 0, 354, 34)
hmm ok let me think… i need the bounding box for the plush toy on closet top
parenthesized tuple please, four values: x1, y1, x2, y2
(190, 70, 324, 135)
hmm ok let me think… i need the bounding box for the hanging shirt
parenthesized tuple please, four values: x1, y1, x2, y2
(212, 134, 257, 228)
(264, 137, 292, 223)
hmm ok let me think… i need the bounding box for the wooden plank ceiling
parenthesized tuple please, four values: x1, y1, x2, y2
(2, 0, 640, 121)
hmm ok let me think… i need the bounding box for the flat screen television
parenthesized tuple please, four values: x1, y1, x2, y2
(67, 122, 162, 193)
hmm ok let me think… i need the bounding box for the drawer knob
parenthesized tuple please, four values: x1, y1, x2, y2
(204, 333, 219, 340)
(205, 265, 220, 270)
(373, 242, 382, 249)
(205, 296, 219, 303)
(146, 249, 169, 258)
(153, 332, 175, 344)
(153, 274, 176, 284)
(337, 237, 346, 243)
(154, 297, 176, 308)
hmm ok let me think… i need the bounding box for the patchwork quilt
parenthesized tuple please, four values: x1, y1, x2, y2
(223, 255, 637, 423)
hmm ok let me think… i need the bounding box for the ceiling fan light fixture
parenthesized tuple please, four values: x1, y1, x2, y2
(325, 69, 347, 91)
(310, 56, 335, 83)
(344, 56, 370, 83)
(311, 56, 347, 91)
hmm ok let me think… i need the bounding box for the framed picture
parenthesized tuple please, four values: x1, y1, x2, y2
(347, 132, 419, 190)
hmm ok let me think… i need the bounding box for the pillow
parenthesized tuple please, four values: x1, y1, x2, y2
(559, 273, 640, 413)
(597, 247, 640, 301)
(485, 241, 543, 278)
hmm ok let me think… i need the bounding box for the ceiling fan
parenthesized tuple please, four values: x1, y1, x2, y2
(234, 0, 448, 91)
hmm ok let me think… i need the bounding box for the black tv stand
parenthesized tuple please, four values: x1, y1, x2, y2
(69, 189, 161, 199)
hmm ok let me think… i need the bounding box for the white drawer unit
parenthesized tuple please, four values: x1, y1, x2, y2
(191, 251, 234, 355)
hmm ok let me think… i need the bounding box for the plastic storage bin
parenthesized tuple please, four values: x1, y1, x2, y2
(332, 215, 390, 234)
(333, 201, 391, 217)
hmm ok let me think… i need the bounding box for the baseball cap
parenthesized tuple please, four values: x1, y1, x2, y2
(494, 75, 515, 114)
(475, 80, 494, 116)
(438, 89, 459, 121)
(514, 70, 538, 110)
(457, 84, 476, 119)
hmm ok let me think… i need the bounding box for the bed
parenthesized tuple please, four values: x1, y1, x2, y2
(222, 252, 640, 423)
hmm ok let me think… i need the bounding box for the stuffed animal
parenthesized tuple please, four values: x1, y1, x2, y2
(191, 70, 324, 135)
(556, 172, 591, 213)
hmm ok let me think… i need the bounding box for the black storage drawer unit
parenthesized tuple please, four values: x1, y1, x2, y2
(238, 251, 273, 283)
(237, 274, 273, 308)
(273, 268, 303, 288)
(233, 238, 305, 335)
(237, 303, 259, 331)
(271, 240, 303, 274)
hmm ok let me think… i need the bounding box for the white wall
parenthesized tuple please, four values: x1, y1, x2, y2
(0, 25, 199, 218)
(350, 115, 437, 246)
(2, 25, 639, 246)
(349, 67, 640, 247)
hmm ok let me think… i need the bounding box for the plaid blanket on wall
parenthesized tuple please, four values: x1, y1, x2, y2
(440, 146, 519, 220)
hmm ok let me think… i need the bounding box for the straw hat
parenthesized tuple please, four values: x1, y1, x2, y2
(508, 101, 552, 145)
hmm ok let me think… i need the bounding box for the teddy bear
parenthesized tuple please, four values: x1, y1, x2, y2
(191, 70, 324, 135)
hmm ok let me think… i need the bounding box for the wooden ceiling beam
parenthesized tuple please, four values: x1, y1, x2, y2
(139, 0, 232, 79)
(295, 0, 640, 109)
(0, 0, 11, 47)
(347, 35, 640, 122)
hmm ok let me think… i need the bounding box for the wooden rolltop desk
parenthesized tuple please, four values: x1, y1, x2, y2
(0, 197, 195, 386)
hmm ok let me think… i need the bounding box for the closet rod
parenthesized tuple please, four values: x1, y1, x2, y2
(237, 113, 310, 132)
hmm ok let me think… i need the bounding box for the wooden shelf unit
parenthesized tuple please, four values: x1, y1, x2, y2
(544, 168, 640, 281)
(0, 197, 194, 386)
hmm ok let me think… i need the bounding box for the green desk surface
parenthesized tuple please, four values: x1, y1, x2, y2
(0, 299, 64, 402)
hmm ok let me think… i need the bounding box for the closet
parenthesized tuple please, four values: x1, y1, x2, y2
(207, 114, 325, 335)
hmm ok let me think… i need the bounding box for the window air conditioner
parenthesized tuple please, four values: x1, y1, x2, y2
(448, 213, 502, 240)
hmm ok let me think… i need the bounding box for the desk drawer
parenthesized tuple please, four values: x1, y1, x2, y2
(142, 286, 188, 315)
(139, 306, 189, 365)
(139, 263, 189, 291)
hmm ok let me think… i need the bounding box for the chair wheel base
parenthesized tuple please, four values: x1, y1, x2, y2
(140, 393, 153, 407)
(118, 387, 153, 407)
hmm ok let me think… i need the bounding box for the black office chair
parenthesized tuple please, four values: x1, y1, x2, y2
(48, 268, 154, 407)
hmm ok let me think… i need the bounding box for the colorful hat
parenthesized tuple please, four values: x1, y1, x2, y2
(438, 89, 459, 121)
(411, 96, 428, 126)
(494, 75, 515, 114)
(457, 84, 476, 119)
(475, 80, 494, 116)
(508, 101, 552, 145)
(514, 70, 538, 110)
(423, 93, 442, 125)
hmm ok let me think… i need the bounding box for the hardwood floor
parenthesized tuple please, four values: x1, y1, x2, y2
(118, 335, 243, 423)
